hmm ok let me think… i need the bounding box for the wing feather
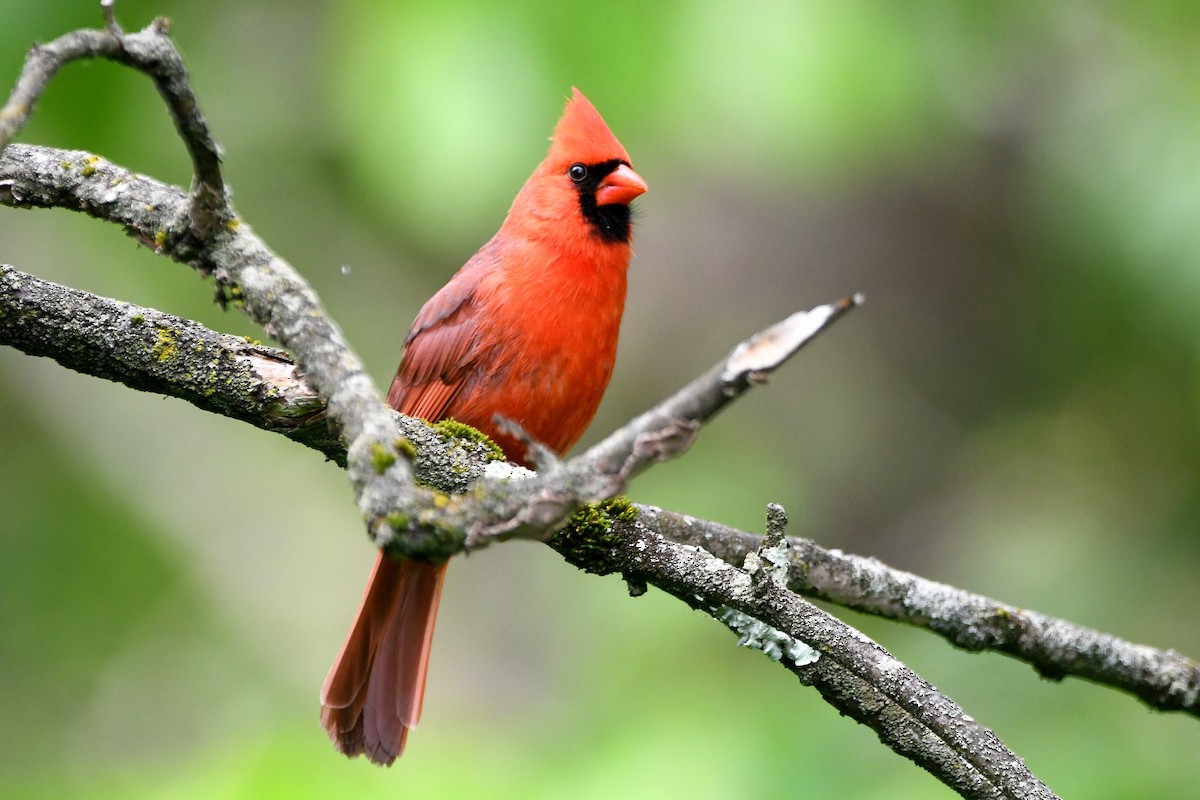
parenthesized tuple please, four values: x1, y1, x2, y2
(386, 248, 496, 420)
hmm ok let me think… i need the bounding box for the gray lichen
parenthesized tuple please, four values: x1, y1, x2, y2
(713, 605, 820, 666)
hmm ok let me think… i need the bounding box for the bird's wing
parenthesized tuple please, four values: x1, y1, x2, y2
(386, 253, 492, 421)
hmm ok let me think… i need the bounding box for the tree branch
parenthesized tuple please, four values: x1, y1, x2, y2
(549, 505, 1059, 799)
(0, 263, 335, 455)
(0, 10, 226, 235)
(0, 143, 1036, 795)
(6, 262, 1186, 799)
(5, 260, 1190, 727)
(0, 13, 430, 557)
(647, 507, 1200, 717)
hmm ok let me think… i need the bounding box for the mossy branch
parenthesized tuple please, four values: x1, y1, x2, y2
(0, 263, 336, 456)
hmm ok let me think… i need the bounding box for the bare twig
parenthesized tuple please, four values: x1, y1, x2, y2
(0, 14, 226, 235)
(578, 295, 861, 483)
(0, 31, 120, 150)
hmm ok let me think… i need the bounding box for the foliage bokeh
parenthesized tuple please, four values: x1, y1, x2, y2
(2, 1, 1198, 797)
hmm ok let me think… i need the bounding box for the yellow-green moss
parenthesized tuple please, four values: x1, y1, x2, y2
(432, 419, 505, 463)
(369, 441, 397, 474)
(151, 328, 179, 363)
(388, 510, 465, 562)
(550, 496, 637, 575)
(223, 284, 246, 310)
(394, 438, 417, 459)
(130, 314, 145, 326)
(80, 155, 100, 177)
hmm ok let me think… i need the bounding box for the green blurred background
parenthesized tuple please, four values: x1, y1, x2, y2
(2, 1, 1199, 797)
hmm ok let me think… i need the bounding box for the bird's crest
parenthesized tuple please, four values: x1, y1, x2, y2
(546, 88, 631, 167)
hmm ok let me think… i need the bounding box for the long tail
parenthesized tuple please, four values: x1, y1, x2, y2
(319, 554, 448, 765)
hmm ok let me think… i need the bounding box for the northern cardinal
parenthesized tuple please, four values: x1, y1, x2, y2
(319, 89, 646, 765)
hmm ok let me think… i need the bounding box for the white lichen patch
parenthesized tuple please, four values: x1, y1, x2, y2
(714, 605, 820, 666)
(101, 180, 128, 204)
(482, 461, 536, 481)
(744, 535, 790, 589)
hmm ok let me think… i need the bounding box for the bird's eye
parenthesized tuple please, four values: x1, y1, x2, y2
(568, 163, 588, 182)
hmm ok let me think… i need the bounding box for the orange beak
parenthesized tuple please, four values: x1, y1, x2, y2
(595, 163, 648, 206)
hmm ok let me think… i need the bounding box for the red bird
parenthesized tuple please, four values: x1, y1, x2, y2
(319, 89, 647, 765)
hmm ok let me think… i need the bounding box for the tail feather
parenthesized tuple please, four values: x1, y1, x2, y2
(320, 554, 448, 765)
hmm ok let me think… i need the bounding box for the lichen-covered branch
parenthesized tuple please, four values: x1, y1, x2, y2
(549, 504, 1059, 800)
(1, 12, 425, 556)
(0, 263, 511, 490)
(0, 153, 1044, 797)
(646, 506, 1200, 718)
(0, 263, 336, 455)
